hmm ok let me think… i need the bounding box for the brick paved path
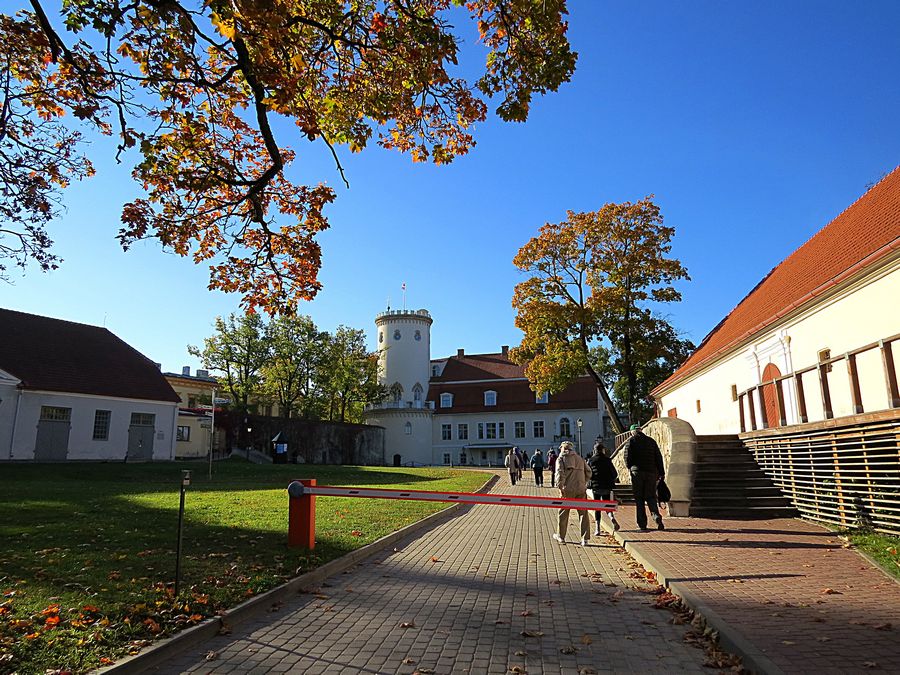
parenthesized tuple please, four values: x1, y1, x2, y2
(162, 475, 717, 674)
(609, 502, 900, 674)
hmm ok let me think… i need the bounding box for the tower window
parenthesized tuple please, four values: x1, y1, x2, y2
(394, 329, 401, 340)
(404, 422, 412, 435)
(415, 330, 422, 341)
(413, 383, 423, 402)
(379, 331, 384, 343)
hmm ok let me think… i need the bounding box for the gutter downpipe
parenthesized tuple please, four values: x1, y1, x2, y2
(9, 387, 23, 459)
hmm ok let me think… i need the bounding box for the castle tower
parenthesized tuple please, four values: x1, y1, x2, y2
(364, 309, 434, 466)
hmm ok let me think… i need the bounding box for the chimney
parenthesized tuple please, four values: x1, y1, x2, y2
(501, 345, 509, 358)
(197, 369, 209, 378)
(153, 362, 162, 370)
(182, 366, 191, 377)
(457, 349, 465, 358)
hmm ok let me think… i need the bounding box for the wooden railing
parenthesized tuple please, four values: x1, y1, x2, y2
(737, 333, 900, 432)
(742, 415, 900, 535)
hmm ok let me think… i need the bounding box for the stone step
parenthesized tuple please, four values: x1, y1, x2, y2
(690, 496, 794, 508)
(689, 505, 798, 519)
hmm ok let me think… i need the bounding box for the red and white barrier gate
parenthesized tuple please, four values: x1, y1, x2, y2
(286, 479, 617, 549)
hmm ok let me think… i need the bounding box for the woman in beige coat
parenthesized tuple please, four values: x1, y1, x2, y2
(552, 441, 593, 546)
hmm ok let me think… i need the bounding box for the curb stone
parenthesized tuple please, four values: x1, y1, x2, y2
(601, 519, 786, 675)
(99, 473, 499, 674)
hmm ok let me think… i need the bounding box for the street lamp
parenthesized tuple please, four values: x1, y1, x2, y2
(576, 418, 583, 455)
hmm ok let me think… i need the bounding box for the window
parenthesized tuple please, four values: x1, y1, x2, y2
(443, 453, 451, 465)
(498, 422, 505, 439)
(731, 384, 738, 402)
(514, 421, 526, 438)
(441, 424, 451, 440)
(177, 426, 191, 442)
(413, 383, 423, 402)
(404, 422, 412, 435)
(394, 329, 401, 340)
(481, 451, 487, 461)
(379, 331, 384, 343)
(459, 452, 467, 465)
(486, 422, 497, 439)
(391, 382, 403, 402)
(536, 392, 548, 404)
(818, 348, 833, 373)
(440, 393, 453, 408)
(92, 410, 111, 440)
(188, 396, 197, 408)
(40, 406, 71, 422)
(496, 450, 504, 464)
(696, 399, 702, 413)
(415, 330, 422, 341)
(477, 423, 484, 439)
(130, 412, 155, 426)
(458, 423, 468, 440)
(533, 420, 545, 438)
(432, 365, 439, 377)
(559, 417, 571, 437)
(484, 390, 497, 406)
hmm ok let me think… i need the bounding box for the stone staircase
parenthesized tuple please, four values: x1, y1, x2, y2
(689, 434, 796, 519)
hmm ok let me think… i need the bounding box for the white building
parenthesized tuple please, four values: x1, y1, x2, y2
(364, 308, 609, 466)
(0, 308, 180, 461)
(652, 166, 900, 434)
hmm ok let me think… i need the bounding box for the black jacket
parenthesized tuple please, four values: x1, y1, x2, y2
(624, 431, 665, 478)
(587, 453, 618, 491)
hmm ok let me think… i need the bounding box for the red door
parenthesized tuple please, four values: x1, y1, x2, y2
(761, 363, 782, 428)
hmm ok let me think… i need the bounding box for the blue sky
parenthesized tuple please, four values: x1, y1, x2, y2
(3, 0, 899, 372)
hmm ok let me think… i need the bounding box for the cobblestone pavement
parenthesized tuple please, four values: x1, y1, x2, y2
(162, 475, 718, 674)
(609, 501, 900, 674)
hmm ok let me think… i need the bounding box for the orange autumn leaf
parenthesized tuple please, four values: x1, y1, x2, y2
(43, 615, 61, 627)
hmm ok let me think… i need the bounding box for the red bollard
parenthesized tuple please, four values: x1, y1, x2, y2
(287, 478, 316, 549)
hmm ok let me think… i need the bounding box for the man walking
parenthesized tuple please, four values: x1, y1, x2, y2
(552, 441, 593, 546)
(624, 424, 666, 531)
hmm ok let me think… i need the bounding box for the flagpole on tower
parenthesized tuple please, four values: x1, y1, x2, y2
(401, 283, 407, 311)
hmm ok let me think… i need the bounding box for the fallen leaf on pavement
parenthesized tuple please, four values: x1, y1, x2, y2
(863, 662, 878, 669)
(205, 651, 218, 661)
(402, 658, 415, 664)
(817, 637, 831, 642)
(560, 645, 577, 655)
(580, 634, 592, 644)
(521, 630, 544, 638)
(821, 588, 841, 595)
(430, 557, 442, 563)
(400, 622, 415, 628)
(873, 623, 892, 631)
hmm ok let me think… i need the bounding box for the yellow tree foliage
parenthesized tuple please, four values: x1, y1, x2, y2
(510, 197, 689, 435)
(0, 1, 576, 312)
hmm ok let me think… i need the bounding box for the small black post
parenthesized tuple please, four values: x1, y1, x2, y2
(174, 470, 191, 597)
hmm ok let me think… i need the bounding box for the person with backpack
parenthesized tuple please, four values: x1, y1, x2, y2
(624, 424, 666, 531)
(530, 449, 545, 487)
(552, 441, 593, 546)
(587, 440, 619, 534)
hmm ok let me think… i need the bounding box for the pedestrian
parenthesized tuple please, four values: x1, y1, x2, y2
(624, 424, 666, 531)
(521, 450, 530, 480)
(514, 447, 524, 481)
(552, 440, 592, 547)
(530, 449, 545, 486)
(504, 449, 520, 486)
(547, 449, 558, 487)
(587, 440, 619, 534)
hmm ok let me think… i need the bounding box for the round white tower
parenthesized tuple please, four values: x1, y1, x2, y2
(365, 308, 434, 466)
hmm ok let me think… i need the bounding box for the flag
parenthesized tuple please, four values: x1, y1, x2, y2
(401, 282, 406, 291)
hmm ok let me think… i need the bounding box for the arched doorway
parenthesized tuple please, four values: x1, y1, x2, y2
(761, 363, 782, 428)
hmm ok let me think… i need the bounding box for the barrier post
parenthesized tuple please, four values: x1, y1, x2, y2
(287, 479, 316, 549)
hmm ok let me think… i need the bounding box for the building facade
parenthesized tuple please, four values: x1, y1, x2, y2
(364, 308, 610, 466)
(164, 367, 222, 459)
(0, 309, 180, 461)
(652, 167, 900, 434)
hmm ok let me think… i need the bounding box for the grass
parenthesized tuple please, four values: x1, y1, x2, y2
(0, 460, 490, 674)
(845, 530, 900, 582)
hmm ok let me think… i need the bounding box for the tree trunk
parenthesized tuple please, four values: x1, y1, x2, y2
(585, 362, 624, 435)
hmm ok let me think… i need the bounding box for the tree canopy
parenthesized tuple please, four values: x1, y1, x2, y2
(510, 197, 691, 434)
(1, 1, 576, 311)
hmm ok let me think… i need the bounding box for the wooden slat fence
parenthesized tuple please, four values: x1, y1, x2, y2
(742, 417, 900, 535)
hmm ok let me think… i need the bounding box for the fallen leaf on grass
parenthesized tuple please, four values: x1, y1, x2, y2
(351, 530, 363, 537)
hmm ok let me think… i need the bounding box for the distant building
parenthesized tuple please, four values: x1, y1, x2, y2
(0, 308, 181, 461)
(652, 167, 900, 434)
(364, 308, 612, 466)
(163, 367, 222, 459)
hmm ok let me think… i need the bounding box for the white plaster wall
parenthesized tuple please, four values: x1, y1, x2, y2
(657, 260, 900, 434)
(376, 310, 432, 406)
(0, 382, 20, 457)
(367, 409, 433, 465)
(5, 391, 178, 461)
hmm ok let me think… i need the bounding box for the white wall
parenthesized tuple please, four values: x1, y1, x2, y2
(367, 409, 433, 465)
(3, 390, 178, 461)
(376, 310, 432, 406)
(657, 258, 900, 434)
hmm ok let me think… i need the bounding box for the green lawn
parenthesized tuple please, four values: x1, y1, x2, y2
(846, 530, 900, 582)
(0, 461, 490, 674)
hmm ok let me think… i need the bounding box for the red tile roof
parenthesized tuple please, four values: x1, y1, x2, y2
(653, 166, 900, 396)
(427, 351, 599, 413)
(0, 308, 181, 403)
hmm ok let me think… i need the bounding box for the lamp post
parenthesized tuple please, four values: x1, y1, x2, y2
(576, 418, 583, 456)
